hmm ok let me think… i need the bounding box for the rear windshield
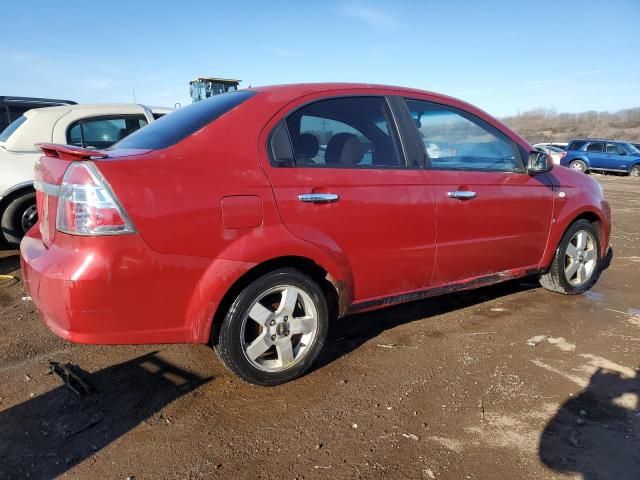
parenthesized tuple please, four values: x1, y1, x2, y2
(114, 90, 256, 150)
(0, 115, 27, 142)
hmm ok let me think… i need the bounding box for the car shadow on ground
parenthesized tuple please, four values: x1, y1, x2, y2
(0, 254, 20, 275)
(0, 352, 212, 479)
(539, 367, 640, 479)
(316, 277, 540, 371)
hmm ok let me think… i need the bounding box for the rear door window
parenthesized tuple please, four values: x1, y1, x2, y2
(586, 142, 604, 152)
(67, 115, 148, 149)
(271, 96, 405, 168)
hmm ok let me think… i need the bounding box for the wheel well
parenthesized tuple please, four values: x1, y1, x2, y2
(208, 256, 341, 346)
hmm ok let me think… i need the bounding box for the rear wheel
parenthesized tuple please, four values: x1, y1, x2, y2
(630, 165, 640, 177)
(539, 219, 601, 294)
(569, 160, 587, 173)
(215, 268, 328, 386)
(1, 192, 37, 245)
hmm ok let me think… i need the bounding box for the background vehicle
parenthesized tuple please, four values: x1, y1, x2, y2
(561, 138, 640, 176)
(189, 77, 240, 102)
(0, 96, 76, 132)
(21, 84, 611, 386)
(534, 144, 566, 164)
(536, 142, 568, 151)
(0, 103, 172, 244)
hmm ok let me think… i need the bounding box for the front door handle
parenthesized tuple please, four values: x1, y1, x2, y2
(298, 193, 339, 204)
(447, 191, 477, 200)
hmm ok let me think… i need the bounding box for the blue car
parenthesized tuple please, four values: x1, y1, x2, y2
(561, 139, 640, 177)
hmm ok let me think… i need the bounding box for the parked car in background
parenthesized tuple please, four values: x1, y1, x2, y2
(561, 139, 640, 177)
(0, 103, 172, 244)
(21, 84, 611, 386)
(0, 96, 76, 133)
(534, 144, 566, 164)
(537, 142, 568, 151)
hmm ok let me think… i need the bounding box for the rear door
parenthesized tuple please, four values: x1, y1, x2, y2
(402, 99, 554, 285)
(263, 94, 436, 301)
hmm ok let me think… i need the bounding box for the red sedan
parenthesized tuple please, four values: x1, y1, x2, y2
(20, 84, 611, 385)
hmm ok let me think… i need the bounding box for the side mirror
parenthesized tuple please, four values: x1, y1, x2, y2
(527, 151, 553, 175)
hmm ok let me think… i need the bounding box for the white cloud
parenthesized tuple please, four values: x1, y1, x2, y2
(339, 0, 398, 30)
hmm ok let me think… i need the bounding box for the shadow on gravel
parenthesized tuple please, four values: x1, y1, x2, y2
(316, 277, 540, 370)
(0, 254, 20, 275)
(539, 368, 640, 479)
(0, 352, 212, 479)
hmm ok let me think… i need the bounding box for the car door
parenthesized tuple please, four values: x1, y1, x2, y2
(584, 142, 606, 169)
(402, 98, 554, 285)
(604, 143, 626, 170)
(263, 94, 436, 301)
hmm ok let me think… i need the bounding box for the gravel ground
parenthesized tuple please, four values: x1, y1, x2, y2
(0, 174, 638, 480)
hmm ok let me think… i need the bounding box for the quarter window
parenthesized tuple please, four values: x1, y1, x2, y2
(272, 96, 404, 168)
(67, 115, 148, 149)
(405, 100, 521, 172)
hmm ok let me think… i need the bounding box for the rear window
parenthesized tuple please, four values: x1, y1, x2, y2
(0, 115, 27, 142)
(567, 141, 586, 151)
(114, 90, 256, 150)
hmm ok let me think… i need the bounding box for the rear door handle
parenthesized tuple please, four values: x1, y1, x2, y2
(298, 193, 339, 204)
(447, 191, 477, 200)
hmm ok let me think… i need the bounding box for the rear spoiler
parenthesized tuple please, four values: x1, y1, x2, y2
(37, 143, 109, 161)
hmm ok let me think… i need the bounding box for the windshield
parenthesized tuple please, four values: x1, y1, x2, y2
(0, 115, 27, 142)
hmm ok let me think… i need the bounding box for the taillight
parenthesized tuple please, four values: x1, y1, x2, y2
(56, 162, 135, 236)
(561, 151, 567, 158)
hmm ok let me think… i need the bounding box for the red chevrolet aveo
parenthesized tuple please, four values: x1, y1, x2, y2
(21, 84, 611, 385)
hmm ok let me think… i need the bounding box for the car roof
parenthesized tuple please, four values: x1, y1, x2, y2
(26, 103, 171, 115)
(248, 82, 461, 104)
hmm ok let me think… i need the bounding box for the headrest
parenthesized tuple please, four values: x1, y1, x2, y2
(294, 133, 320, 159)
(325, 133, 364, 166)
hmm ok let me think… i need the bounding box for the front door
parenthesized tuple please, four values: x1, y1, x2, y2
(263, 95, 436, 301)
(403, 99, 554, 285)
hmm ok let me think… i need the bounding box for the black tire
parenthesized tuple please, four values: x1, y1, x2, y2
(569, 160, 587, 173)
(630, 165, 640, 177)
(539, 219, 601, 295)
(215, 268, 328, 386)
(1, 193, 37, 245)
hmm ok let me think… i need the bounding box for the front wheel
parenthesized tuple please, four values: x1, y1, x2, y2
(215, 268, 328, 386)
(630, 165, 640, 177)
(539, 219, 601, 294)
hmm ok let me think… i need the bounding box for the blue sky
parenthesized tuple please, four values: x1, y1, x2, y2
(2, 0, 639, 116)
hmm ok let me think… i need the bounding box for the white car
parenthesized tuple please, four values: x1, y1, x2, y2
(534, 144, 566, 165)
(0, 103, 172, 244)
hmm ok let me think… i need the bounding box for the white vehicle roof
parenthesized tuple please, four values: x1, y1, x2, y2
(0, 103, 172, 152)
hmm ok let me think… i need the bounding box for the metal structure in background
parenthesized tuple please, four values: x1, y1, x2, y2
(189, 77, 241, 103)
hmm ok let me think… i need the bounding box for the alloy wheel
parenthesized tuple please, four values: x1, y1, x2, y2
(240, 285, 318, 372)
(564, 230, 597, 287)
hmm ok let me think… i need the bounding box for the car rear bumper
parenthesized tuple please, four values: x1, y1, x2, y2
(20, 229, 253, 344)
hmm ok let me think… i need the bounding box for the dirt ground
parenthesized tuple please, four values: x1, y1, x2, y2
(0, 175, 638, 480)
